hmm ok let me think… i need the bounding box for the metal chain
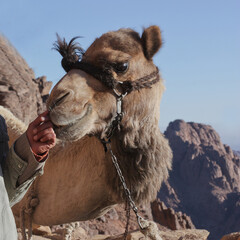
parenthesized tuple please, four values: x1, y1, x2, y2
(108, 146, 145, 230)
(101, 92, 126, 143)
(101, 91, 145, 237)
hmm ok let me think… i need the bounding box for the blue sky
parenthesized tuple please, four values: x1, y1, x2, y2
(0, 0, 239, 150)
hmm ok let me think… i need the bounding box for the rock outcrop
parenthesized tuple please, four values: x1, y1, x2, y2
(158, 120, 240, 240)
(0, 35, 52, 124)
(151, 199, 195, 230)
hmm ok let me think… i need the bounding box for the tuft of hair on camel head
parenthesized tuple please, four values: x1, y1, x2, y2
(53, 25, 162, 73)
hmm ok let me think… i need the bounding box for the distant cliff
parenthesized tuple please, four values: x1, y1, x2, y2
(158, 120, 240, 240)
(0, 35, 52, 124)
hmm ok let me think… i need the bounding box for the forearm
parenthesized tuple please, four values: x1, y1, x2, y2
(14, 132, 45, 184)
(3, 133, 45, 207)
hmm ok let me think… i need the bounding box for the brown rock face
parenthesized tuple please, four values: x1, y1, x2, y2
(0, 36, 52, 124)
(158, 120, 240, 240)
(151, 199, 195, 230)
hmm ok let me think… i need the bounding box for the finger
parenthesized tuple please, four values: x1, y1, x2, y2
(33, 121, 54, 135)
(31, 111, 50, 127)
(33, 128, 55, 141)
(40, 115, 51, 123)
(39, 132, 56, 144)
(41, 110, 50, 117)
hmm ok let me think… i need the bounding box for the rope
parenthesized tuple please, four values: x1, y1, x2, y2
(121, 68, 160, 93)
(139, 219, 163, 240)
(27, 213, 33, 240)
(20, 206, 27, 240)
(19, 186, 39, 240)
(123, 199, 131, 240)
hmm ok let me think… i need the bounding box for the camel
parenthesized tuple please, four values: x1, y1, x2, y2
(2, 25, 172, 232)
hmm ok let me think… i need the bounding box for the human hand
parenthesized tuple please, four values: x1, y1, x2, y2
(26, 111, 56, 155)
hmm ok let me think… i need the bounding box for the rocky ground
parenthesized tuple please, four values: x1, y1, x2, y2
(17, 204, 209, 240)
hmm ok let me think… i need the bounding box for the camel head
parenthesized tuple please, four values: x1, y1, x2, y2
(47, 26, 163, 142)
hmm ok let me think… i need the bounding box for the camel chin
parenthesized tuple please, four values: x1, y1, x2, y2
(52, 104, 94, 141)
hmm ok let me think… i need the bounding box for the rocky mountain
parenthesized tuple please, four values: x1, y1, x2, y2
(158, 120, 240, 240)
(0, 35, 52, 124)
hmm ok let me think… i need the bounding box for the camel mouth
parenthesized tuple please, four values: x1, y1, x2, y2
(52, 104, 93, 139)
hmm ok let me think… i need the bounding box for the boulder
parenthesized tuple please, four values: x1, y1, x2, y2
(32, 225, 52, 236)
(159, 229, 209, 240)
(221, 232, 240, 240)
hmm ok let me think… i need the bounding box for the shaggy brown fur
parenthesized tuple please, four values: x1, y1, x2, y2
(8, 26, 172, 226)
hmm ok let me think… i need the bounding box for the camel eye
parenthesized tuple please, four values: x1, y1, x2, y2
(113, 62, 129, 74)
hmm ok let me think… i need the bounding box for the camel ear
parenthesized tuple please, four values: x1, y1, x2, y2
(141, 26, 162, 60)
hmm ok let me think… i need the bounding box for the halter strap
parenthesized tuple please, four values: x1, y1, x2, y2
(66, 61, 160, 94)
(53, 36, 160, 94)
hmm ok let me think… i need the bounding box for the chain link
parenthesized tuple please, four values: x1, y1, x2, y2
(109, 147, 145, 230)
(101, 92, 145, 233)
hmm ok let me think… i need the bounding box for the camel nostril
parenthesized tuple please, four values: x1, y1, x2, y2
(49, 92, 70, 111)
(56, 92, 71, 106)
